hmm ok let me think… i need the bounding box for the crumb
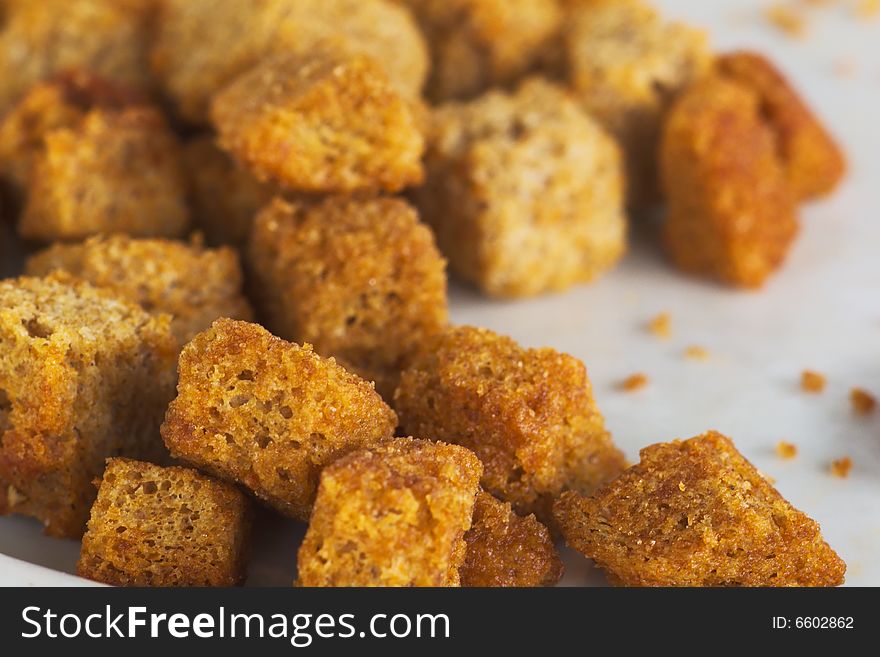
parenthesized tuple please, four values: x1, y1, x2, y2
(648, 312, 671, 339)
(621, 373, 649, 392)
(684, 345, 710, 361)
(765, 4, 809, 37)
(834, 58, 857, 78)
(776, 441, 798, 459)
(801, 370, 827, 393)
(857, 0, 880, 19)
(830, 457, 852, 478)
(850, 388, 877, 415)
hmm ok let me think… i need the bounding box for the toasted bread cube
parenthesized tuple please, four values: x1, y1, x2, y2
(161, 319, 398, 520)
(395, 326, 626, 523)
(26, 235, 253, 346)
(211, 49, 424, 194)
(18, 108, 190, 242)
(0, 0, 153, 117)
(0, 273, 177, 537)
(248, 197, 448, 400)
(554, 431, 846, 587)
(297, 438, 482, 587)
(414, 78, 626, 298)
(563, 0, 711, 206)
(78, 458, 251, 587)
(153, 0, 427, 125)
(717, 51, 846, 200)
(461, 491, 563, 588)
(183, 136, 278, 247)
(0, 72, 144, 196)
(661, 76, 799, 288)
(399, 0, 562, 102)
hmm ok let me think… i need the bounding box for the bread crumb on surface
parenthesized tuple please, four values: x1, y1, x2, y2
(834, 58, 857, 78)
(620, 373, 649, 392)
(850, 388, 877, 415)
(776, 441, 798, 459)
(648, 312, 671, 339)
(830, 457, 853, 478)
(684, 345, 710, 361)
(801, 370, 827, 393)
(765, 4, 809, 37)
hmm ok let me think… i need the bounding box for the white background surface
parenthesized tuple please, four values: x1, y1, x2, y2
(1, 0, 879, 586)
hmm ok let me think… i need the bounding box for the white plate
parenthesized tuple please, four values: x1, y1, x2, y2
(2, 0, 879, 586)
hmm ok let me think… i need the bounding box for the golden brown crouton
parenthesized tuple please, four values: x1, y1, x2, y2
(161, 319, 398, 520)
(0, 0, 154, 117)
(395, 326, 626, 523)
(26, 235, 253, 346)
(152, 0, 428, 125)
(415, 78, 626, 298)
(248, 196, 448, 400)
(554, 431, 846, 587)
(211, 49, 424, 194)
(297, 438, 482, 587)
(18, 107, 190, 242)
(0, 273, 177, 538)
(0, 71, 145, 196)
(717, 51, 847, 200)
(398, 0, 562, 102)
(562, 0, 711, 206)
(183, 136, 278, 247)
(460, 491, 563, 587)
(661, 76, 799, 288)
(78, 458, 251, 587)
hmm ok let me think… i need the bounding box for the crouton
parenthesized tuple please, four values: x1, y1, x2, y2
(248, 196, 448, 400)
(414, 78, 626, 298)
(18, 107, 190, 242)
(211, 48, 424, 194)
(153, 0, 427, 124)
(0, 273, 177, 537)
(460, 491, 563, 587)
(563, 0, 711, 205)
(660, 76, 799, 288)
(297, 438, 482, 587)
(160, 319, 398, 520)
(395, 326, 626, 523)
(554, 431, 846, 586)
(78, 458, 251, 587)
(26, 235, 253, 345)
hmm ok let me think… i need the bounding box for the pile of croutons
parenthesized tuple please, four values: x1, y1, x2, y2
(0, 0, 846, 587)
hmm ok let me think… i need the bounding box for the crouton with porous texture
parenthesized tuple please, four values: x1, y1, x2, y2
(78, 458, 251, 587)
(153, 0, 428, 125)
(211, 48, 424, 195)
(563, 0, 711, 206)
(717, 51, 846, 200)
(26, 235, 253, 346)
(554, 431, 846, 587)
(0, 71, 144, 196)
(461, 491, 563, 587)
(248, 196, 448, 400)
(661, 76, 799, 288)
(183, 136, 278, 247)
(0, 0, 154, 117)
(19, 107, 190, 242)
(0, 273, 177, 538)
(297, 438, 482, 587)
(398, 0, 562, 102)
(395, 326, 626, 523)
(161, 319, 398, 520)
(415, 78, 626, 298)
